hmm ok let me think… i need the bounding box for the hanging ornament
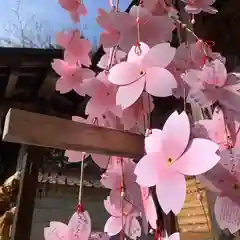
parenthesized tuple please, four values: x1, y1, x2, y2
(45, 0, 240, 238)
(44, 153, 91, 240)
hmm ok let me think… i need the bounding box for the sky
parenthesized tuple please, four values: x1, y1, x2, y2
(0, 0, 130, 48)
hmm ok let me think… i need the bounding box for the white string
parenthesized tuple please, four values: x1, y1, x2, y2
(78, 152, 86, 204)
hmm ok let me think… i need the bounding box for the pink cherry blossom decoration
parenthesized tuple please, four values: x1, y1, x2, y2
(182, 0, 218, 14)
(104, 197, 141, 239)
(119, 6, 175, 52)
(84, 72, 122, 118)
(56, 30, 92, 67)
(97, 9, 135, 49)
(97, 47, 126, 69)
(58, 0, 87, 22)
(135, 111, 220, 214)
(197, 149, 240, 205)
(141, 187, 157, 230)
(48, 0, 240, 237)
(109, 42, 177, 109)
(193, 107, 240, 150)
(52, 59, 95, 94)
(215, 196, 240, 233)
(44, 211, 91, 240)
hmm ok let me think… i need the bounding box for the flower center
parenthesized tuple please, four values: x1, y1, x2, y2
(233, 183, 239, 190)
(168, 158, 174, 165)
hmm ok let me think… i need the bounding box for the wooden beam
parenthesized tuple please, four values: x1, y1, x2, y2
(11, 146, 43, 240)
(0, 47, 62, 68)
(2, 109, 144, 158)
(5, 73, 18, 98)
(38, 73, 57, 100)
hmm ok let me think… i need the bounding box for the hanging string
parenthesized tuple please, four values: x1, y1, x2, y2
(105, 0, 120, 73)
(109, 0, 114, 8)
(183, 85, 187, 112)
(147, 94, 152, 129)
(109, 0, 120, 11)
(141, 95, 147, 133)
(115, 0, 120, 11)
(222, 109, 237, 181)
(105, 156, 112, 170)
(120, 158, 125, 240)
(77, 152, 86, 214)
(105, 46, 118, 73)
(134, 3, 142, 55)
(191, 14, 195, 25)
(199, 40, 215, 65)
(222, 107, 234, 150)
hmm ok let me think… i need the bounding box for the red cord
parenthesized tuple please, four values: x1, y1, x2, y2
(77, 204, 84, 214)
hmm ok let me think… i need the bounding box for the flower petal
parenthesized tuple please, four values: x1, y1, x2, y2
(161, 111, 190, 161)
(142, 43, 176, 68)
(124, 216, 141, 239)
(44, 222, 67, 240)
(184, 5, 201, 14)
(56, 31, 72, 48)
(145, 67, 177, 97)
(169, 232, 180, 240)
(65, 150, 84, 162)
(78, 3, 88, 15)
(156, 172, 186, 214)
(56, 78, 73, 94)
(144, 195, 157, 229)
(52, 59, 70, 76)
(116, 77, 145, 109)
(100, 31, 120, 48)
(127, 42, 150, 65)
(68, 211, 91, 240)
(112, 12, 136, 32)
(101, 172, 120, 189)
(204, 6, 218, 14)
(91, 154, 110, 169)
(85, 95, 109, 117)
(109, 62, 141, 85)
(98, 54, 112, 69)
(214, 196, 240, 234)
(174, 138, 220, 175)
(145, 129, 163, 154)
(96, 8, 116, 31)
(135, 153, 163, 187)
(58, 0, 79, 11)
(104, 197, 121, 216)
(110, 189, 133, 215)
(129, 5, 152, 19)
(104, 216, 124, 236)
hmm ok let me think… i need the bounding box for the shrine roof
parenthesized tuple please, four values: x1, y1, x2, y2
(0, 47, 97, 118)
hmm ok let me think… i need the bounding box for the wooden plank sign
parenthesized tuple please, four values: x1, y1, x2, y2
(2, 108, 145, 158)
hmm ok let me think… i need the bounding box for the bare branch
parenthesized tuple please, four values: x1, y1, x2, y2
(2, 0, 56, 48)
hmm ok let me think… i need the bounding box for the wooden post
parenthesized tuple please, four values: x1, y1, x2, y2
(11, 146, 43, 240)
(5, 73, 18, 99)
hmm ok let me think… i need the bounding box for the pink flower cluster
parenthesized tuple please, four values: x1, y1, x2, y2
(44, 0, 240, 238)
